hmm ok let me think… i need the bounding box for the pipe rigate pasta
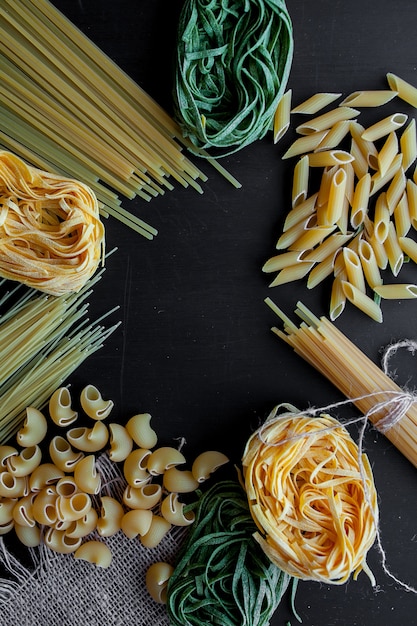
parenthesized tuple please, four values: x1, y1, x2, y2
(49, 436, 84, 473)
(146, 562, 174, 604)
(108, 423, 133, 462)
(73, 455, 101, 494)
(162, 468, 199, 494)
(160, 493, 195, 527)
(55, 477, 78, 498)
(66, 422, 109, 453)
(44, 527, 82, 554)
(65, 508, 98, 539)
(123, 449, 151, 488)
(80, 384, 114, 421)
(56, 493, 92, 523)
(29, 463, 65, 492)
(6, 445, 42, 478)
(16, 408, 48, 446)
(121, 508, 153, 539)
(191, 451, 229, 483)
(0, 472, 28, 498)
(125, 413, 158, 449)
(146, 447, 186, 476)
(0, 498, 16, 526)
(14, 522, 41, 547)
(0, 446, 18, 468)
(123, 484, 162, 510)
(48, 388, 78, 427)
(97, 496, 124, 537)
(140, 514, 171, 549)
(32, 488, 58, 526)
(12, 493, 36, 527)
(74, 540, 112, 568)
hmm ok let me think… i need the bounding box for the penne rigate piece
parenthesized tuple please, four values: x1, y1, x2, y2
(384, 221, 404, 276)
(283, 193, 318, 232)
(268, 261, 315, 288)
(123, 448, 151, 488)
(330, 275, 346, 320)
(288, 224, 337, 251)
(0, 446, 17, 469)
(393, 192, 411, 237)
(74, 455, 101, 494)
(406, 178, 417, 225)
(0, 473, 27, 498)
(370, 153, 403, 196)
(273, 89, 292, 143)
(400, 119, 417, 171)
(377, 131, 398, 178)
(32, 487, 58, 526)
(351, 173, 371, 229)
(303, 233, 353, 264)
(97, 496, 124, 537)
(147, 447, 186, 476)
(291, 92, 342, 115)
(49, 387, 78, 427)
(306, 254, 336, 289)
(282, 131, 328, 159)
(80, 384, 114, 421)
(307, 150, 353, 168)
(44, 527, 82, 554)
(340, 90, 397, 108)
(65, 508, 98, 539)
(123, 483, 162, 510)
(325, 168, 347, 224)
(161, 493, 195, 527)
(399, 235, 417, 263)
(29, 463, 65, 492)
(145, 562, 174, 604)
(14, 522, 41, 547)
(141, 514, 171, 549)
(276, 213, 316, 249)
(358, 240, 383, 288)
(126, 413, 158, 449)
(74, 540, 112, 568)
(342, 161, 355, 204)
(342, 281, 383, 323)
(16, 408, 48, 447)
(12, 493, 36, 527)
(108, 423, 133, 462)
(373, 283, 417, 299)
(296, 107, 359, 135)
(262, 250, 304, 273)
(7, 445, 42, 478)
(315, 120, 351, 152)
(342, 248, 366, 293)
(366, 233, 389, 270)
(49, 436, 84, 473)
(386, 73, 417, 108)
(191, 451, 229, 483)
(162, 468, 199, 494)
(56, 493, 92, 522)
(121, 508, 153, 539)
(386, 167, 406, 213)
(292, 154, 309, 207)
(317, 166, 338, 207)
(373, 192, 390, 243)
(66, 422, 109, 453)
(349, 121, 378, 169)
(350, 138, 369, 180)
(361, 113, 408, 142)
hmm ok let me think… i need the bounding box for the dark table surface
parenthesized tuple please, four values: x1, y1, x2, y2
(26, 0, 417, 624)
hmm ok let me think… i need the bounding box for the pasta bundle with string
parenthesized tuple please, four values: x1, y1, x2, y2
(242, 404, 378, 585)
(0, 151, 104, 296)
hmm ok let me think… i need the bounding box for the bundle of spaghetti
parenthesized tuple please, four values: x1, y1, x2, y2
(166, 480, 292, 626)
(0, 271, 119, 444)
(0, 150, 104, 296)
(173, 0, 293, 156)
(266, 297, 417, 468)
(0, 0, 240, 239)
(242, 405, 378, 584)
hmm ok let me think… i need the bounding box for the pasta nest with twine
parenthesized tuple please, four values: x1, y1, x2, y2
(242, 406, 378, 585)
(0, 151, 105, 296)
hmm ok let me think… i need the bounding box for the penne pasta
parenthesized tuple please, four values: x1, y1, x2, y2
(393, 192, 411, 237)
(366, 233, 389, 270)
(317, 165, 338, 208)
(291, 92, 342, 115)
(358, 239, 383, 288)
(340, 90, 397, 108)
(292, 154, 309, 207)
(325, 168, 347, 224)
(307, 150, 354, 168)
(351, 173, 371, 228)
(273, 89, 292, 143)
(349, 121, 378, 169)
(282, 131, 328, 159)
(306, 253, 338, 289)
(373, 192, 390, 243)
(342, 281, 383, 323)
(386, 166, 406, 213)
(398, 235, 417, 263)
(300, 232, 353, 264)
(315, 120, 351, 152)
(262, 250, 305, 273)
(361, 113, 408, 142)
(296, 107, 359, 135)
(377, 131, 398, 178)
(370, 153, 403, 196)
(400, 119, 417, 171)
(288, 224, 337, 251)
(373, 283, 417, 299)
(268, 261, 315, 287)
(350, 138, 369, 180)
(342, 248, 366, 293)
(384, 221, 404, 276)
(386, 73, 417, 108)
(276, 213, 316, 249)
(406, 178, 417, 226)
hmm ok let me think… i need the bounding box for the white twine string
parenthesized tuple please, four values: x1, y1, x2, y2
(256, 339, 417, 594)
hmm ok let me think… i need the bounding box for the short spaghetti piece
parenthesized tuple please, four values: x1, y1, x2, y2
(242, 407, 378, 585)
(0, 151, 104, 295)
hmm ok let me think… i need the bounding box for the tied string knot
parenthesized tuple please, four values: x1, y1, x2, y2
(370, 390, 417, 434)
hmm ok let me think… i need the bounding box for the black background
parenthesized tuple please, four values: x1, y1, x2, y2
(27, 1, 417, 624)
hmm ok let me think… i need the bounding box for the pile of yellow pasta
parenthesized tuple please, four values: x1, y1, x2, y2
(241, 406, 378, 584)
(265, 73, 417, 322)
(0, 384, 229, 571)
(0, 151, 104, 296)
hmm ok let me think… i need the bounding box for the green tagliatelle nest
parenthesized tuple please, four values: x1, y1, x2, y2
(173, 0, 293, 156)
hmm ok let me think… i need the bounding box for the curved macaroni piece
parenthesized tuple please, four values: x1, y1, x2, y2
(0, 497, 17, 525)
(0, 446, 18, 469)
(32, 487, 58, 526)
(147, 447, 186, 476)
(108, 423, 133, 462)
(80, 384, 114, 421)
(123, 449, 151, 488)
(65, 508, 98, 539)
(160, 493, 195, 527)
(16, 407, 48, 446)
(44, 527, 82, 554)
(125, 413, 158, 449)
(74, 455, 101, 494)
(123, 483, 162, 510)
(191, 451, 229, 483)
(14, 522, 41, 547)
(74, 540, 112, 568)
(145, 562, 174, 604)
(29, 463, 65, 492)
(7, 445, 42, 478)
(56, 493, 92, 523)
(49, 436, 84, 472)
(12, 493, 36, 527)
(97, 496, 124, 537)
(55, 476, 79, 498)
(67, 422, 109, 452)
(141, 514, 171, 549)
(162, 468, 199, 494)
(121, 508, 153, 539)
(0, 472, 28, 498)
(48, 387, 78, 427)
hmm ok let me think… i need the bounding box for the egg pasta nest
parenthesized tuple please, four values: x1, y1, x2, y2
(242, 407, 378, 585)
(0, 151, 104, 296)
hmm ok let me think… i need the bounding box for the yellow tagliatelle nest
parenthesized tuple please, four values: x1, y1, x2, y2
(242, 406, 378, 585)
(0, 151, 104, 295)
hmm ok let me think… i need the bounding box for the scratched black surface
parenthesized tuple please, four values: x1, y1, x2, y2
(18, 1, 417, 624)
